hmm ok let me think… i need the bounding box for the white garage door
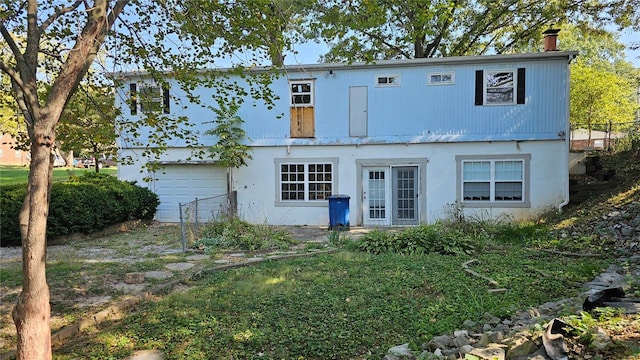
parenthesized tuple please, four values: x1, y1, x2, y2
(153, 165, 227, 222)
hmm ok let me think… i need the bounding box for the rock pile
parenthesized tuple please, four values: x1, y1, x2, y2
(558, 201, 640, 255)
(383, 255, 639, 360)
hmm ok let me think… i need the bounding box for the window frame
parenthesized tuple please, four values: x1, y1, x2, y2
(139, 84, 165, 113)
(130, 82, 170, 115)
(375, 74, 401, 87)
(274, 158, 339, 207)
(455, 154, 531, 208)
(428, 72, 455, 85)
(289, 79, 315, 107)
(483, 69, 516, 105)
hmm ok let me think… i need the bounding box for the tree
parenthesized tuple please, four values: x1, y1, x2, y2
(57, 82, 118, 171)
(174, 0, 309, 67)
(1, 1, 281, 358)
(205, 101, 252, 215)
(303, 0, 638, 63)
(571, 63, 637, 139)
(555, 24, 639, 141)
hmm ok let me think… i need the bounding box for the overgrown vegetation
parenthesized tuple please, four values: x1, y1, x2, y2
(0, 173, 158, 246)
(53, 249, 610, 359)
(7, 150, 638, 359)
(356, 223, 484, 255)
(193, 216, 298, 253)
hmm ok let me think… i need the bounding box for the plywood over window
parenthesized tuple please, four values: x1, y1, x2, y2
(290, 107, 315, 138)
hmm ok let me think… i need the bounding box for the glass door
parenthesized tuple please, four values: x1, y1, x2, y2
(363, 167, 390, 226)
(392, 166, 418, 225)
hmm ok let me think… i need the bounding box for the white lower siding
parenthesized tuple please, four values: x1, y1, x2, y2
(118, 140, 568, 226)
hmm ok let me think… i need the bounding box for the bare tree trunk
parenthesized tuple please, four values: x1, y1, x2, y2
(4, 1, 128, 358)
(13, 124, 55, 360)
(227, 168, 237, 217)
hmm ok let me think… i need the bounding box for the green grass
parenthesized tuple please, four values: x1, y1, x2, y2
(0, 165, 116, 186)
(53, 247, 609, 360)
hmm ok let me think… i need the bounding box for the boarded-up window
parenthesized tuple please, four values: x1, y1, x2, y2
(290, 107, 315, 138)
(289, 79, 315, 138)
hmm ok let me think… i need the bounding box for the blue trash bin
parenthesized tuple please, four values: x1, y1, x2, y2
(328, 195, 350, 230)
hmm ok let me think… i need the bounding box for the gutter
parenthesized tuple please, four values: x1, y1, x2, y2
(558, 54, 576, 213)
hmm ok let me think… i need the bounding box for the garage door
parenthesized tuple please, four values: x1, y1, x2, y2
(153, 165, 227, 222)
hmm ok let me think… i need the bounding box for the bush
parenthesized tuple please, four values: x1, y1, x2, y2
(357, 223, 478, 255)
(0, 173, 159, 247)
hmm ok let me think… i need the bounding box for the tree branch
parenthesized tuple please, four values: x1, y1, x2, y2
(0, 22, 27, 70)
(361, 29, 413, 59)
(39, 0, 84, 32)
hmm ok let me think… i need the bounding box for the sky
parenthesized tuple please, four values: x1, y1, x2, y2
(620, 30, 640, 67)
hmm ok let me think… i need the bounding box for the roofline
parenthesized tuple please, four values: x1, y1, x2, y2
(109, 51, 579, 78)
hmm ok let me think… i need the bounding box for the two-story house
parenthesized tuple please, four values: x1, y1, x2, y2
(113, 49, 577, 227)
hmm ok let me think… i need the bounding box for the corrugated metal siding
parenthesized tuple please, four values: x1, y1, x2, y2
(117, 54, 571, 147)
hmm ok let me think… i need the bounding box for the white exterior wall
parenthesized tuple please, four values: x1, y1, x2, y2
(118, 139, 568, 226)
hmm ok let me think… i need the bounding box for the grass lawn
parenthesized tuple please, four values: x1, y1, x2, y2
(53, 246, 608, 360)
(0, 165, 116, 185)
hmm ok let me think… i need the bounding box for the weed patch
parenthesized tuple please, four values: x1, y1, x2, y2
(194, 217, 298, 253)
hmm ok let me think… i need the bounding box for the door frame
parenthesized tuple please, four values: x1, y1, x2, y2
(356, 157, 428, 226)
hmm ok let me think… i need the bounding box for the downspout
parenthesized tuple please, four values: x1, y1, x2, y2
(558, 53, 576, 213)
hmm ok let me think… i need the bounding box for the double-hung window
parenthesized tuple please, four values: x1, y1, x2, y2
(456, 155, 530, 207)
(276, 158, 337, 205)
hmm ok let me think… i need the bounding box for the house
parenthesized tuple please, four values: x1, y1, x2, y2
(0, 133, 30, 166)
(113, 49, 577, 226)
(570, 128, 624, 151)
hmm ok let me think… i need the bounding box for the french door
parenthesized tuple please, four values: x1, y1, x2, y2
(363, 166, 418, 226)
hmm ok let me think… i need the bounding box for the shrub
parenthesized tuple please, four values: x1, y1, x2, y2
(356, 229, 395, 254)
(0, 174, 159, 246)
(357, 223, 478, 256)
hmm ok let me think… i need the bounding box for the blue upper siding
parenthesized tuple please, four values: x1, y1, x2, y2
(115, 52, 576, 147)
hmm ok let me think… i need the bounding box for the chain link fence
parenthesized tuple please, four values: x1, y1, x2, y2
(178, 192, 237, 252)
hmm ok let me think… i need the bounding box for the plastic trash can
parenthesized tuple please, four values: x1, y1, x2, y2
(328, 195, 350, 230)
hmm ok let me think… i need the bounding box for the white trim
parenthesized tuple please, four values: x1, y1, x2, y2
(289, 79, 315, 107)
(375, 74, 401, 87)
(428, 72, 455, 85)
(274, 157, 339, 207)
(455, 154, 531, 208)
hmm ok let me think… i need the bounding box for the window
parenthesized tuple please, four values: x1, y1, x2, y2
(275, 158, 338, 205)
(376, 74, 401, 87)
(129, 83, 170, 115)
(475, 68, 525, 105)
(289, 80, 315, 138)
(15, 149, 21, 158)
(280, 163, 332, 201)
(428, 72, 454, 85)
(456, 155, 530, 207)
(290, 80, 314, 106)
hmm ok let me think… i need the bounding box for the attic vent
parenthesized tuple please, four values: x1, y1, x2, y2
(376, 74, 401, 87)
